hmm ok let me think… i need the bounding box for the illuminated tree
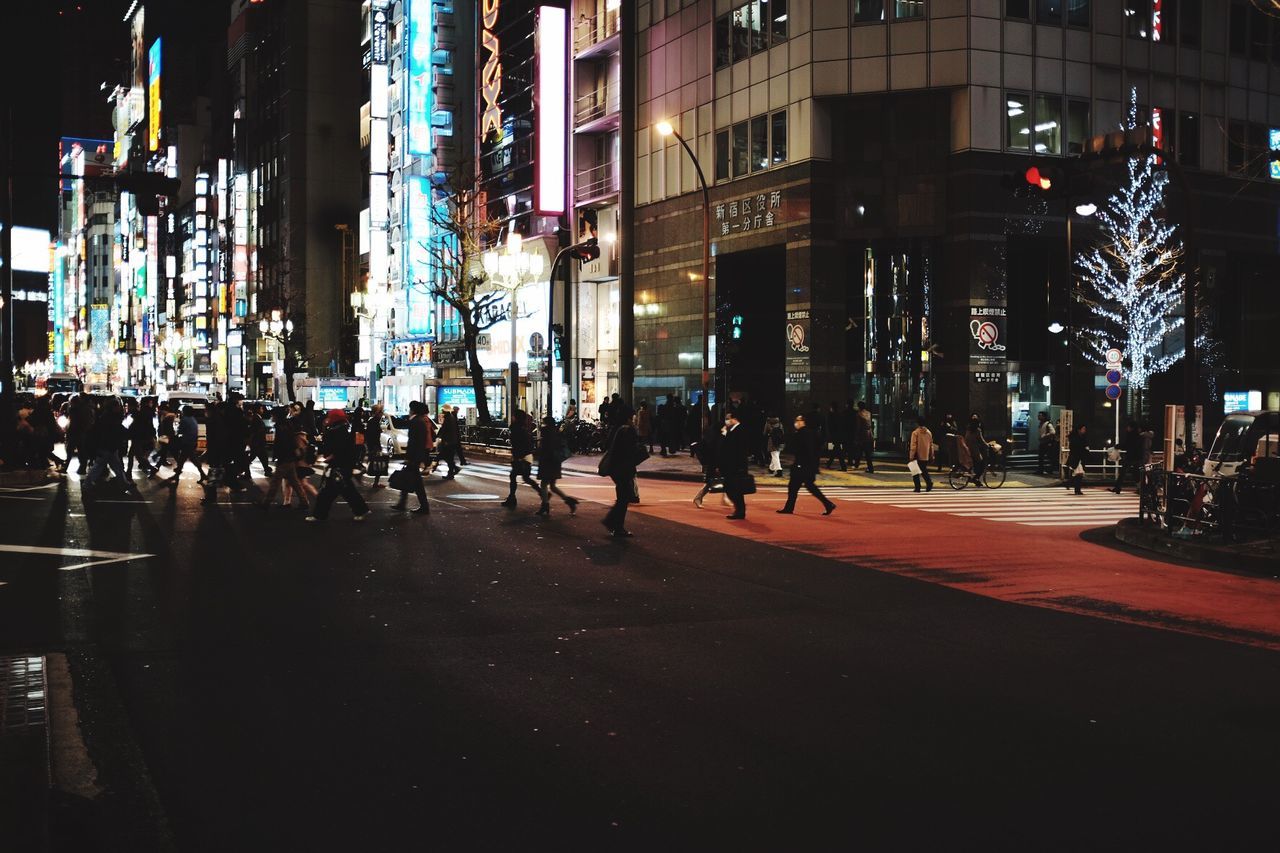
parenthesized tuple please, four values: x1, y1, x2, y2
(1076, 90, 1185, 409)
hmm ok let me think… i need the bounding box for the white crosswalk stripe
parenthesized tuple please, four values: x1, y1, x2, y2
(810, 486, 1138, 527)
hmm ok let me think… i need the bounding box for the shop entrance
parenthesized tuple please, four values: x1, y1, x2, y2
(716, 245, 786, 417)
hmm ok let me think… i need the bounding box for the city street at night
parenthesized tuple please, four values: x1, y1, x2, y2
(3, 460, 1279, 849)
(4, 0, 1280, 849)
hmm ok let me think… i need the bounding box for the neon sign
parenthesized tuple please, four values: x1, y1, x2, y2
(534, 6, 567, 216)
(148, 38, 161, 151)
(480, 0, 502, 140)
(407, 0, 434, 156)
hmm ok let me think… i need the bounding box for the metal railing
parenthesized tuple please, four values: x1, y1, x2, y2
(574, 81, 620, 125)
(573, 8, 620, 54)
(575, 161, 619, 201)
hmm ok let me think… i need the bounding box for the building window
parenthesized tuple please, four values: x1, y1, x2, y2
(750, 115, 768, 171)
(1250, 5, 1270, 62)
(1248, 123, 1269, 179)
(1125, 0, 1150, 39)
(854, 0, 885, 23)
(1229, 2, 1247, 56)
(895, 0, 924, 18)
(1006, 0, 1030, 17)
(1037, 0, 1062, 25)
(769, 0, 788, 42)
(1177, 0, 1199, 46)
(715, 0, 790, 69)
(732, 122, 749, 177)
(715, 131, 730, 181)
(715, 15, 732, 68)
(1006, 92, 1031, 151)
(1067, 99, 1090, 154)
(1067, 0, 1088, 28)
(1034, 95, 1062, 155)
(771, 110, 787, 165)
(1227, 120, 1246, 173)
(1176, 112, 1199, 168)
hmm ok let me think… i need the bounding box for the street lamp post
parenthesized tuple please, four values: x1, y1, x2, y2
(351, 287, 389, 404)
(656, 120, 711, 429)
(258, 310, 294, 400)
(483, 232, 544, 421)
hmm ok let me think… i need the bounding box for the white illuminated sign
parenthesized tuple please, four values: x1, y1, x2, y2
(535, 5, 567, 216)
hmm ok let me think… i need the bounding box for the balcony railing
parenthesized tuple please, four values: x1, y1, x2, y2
(574, 81, 620, 126)
(575, 161, 619, 202)
(574, 7, 620, 55)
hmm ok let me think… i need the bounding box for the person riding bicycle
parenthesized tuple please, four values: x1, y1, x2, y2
(963, 414, 988, 485)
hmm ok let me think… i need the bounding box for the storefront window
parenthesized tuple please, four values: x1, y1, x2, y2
(1006, 92, 1030, 151)
(750, 115, 768, 172)
(1034, 95, 1062, 155)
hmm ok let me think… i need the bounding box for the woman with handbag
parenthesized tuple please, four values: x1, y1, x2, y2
(1066, 423, 1089, 496)
(600, 404, 638, 537)
(392, 401, 430, 513)
(720, 407, 752, 520)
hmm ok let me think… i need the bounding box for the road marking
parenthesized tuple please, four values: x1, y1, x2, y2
(826, 487, 1138, 527)
(0, 482, 59, 493)
(0, 544, 156, 572)
(0, 495, 44, 501)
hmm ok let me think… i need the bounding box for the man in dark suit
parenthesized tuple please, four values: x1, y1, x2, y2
(720, 407, 751, 520)
(777, 413, 836, 515)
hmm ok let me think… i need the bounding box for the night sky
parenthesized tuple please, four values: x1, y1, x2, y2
(5, 1, 129, 231)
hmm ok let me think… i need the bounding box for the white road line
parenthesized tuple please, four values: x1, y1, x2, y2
(0, 544, 155, 572)
(0, 482, 59, 493)
(0, 495, 45, 501)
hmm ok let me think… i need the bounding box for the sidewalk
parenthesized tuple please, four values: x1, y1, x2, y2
(1115, 518, 1280, 574)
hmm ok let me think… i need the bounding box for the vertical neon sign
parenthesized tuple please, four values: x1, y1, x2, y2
(407, 0, 434, 156)
(534, 6, 567, 216)
(148, 38, 161, 151)
(480, 0, 502, 139)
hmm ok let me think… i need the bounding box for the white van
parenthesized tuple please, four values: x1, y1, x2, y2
(1204, 411, 1280, 477)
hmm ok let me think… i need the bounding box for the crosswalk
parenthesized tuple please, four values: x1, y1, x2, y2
(782, 485, 1139, 528)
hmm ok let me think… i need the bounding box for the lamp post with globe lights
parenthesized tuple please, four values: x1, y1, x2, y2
(258, 310, 295, 400)
(482, 231, 545, 421)
(350, 286, 391, 403)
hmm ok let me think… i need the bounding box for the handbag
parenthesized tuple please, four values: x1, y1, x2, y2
(388, 467, 411, 490)
(1073, 462, 1086, 476)
(737, 474, 758, 495)
(632, 442, 651, 467)
(907, 459, 922, 475)
(367, 456, 389, 477)
(597, 451, 612, 476)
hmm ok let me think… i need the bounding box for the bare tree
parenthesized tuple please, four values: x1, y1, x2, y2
(410, 161, 507, 425)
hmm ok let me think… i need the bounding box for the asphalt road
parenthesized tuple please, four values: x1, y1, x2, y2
(2, 462, 1279, 850)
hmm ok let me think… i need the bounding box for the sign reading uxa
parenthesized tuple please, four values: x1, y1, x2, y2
(480, 0, 502, 140)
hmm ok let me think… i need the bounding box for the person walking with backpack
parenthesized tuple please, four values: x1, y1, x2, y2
(776, 413, 836, 516)
(908, 418, 934, 492)
(392, 400, 430, 514)
(305, 410, 370, 522)
(535, 416, 579, 516)
(501, 409, 540, 508)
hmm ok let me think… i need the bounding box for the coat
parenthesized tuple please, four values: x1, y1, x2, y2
(538, 425, 565, 480)
(603, 424, 639, 479)
(407, 414, 432, 464)
(789, 426, 821, 474)
(1067, 430, 1089, 468)
(635, 407, 652, 438)
(909, 426, 933, 462)
(719, 423, 751, 480)
(320, 423, 359, 471)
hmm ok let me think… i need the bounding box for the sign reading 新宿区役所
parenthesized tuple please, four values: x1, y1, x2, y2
(968, 306, 1007, 376)
(715, 191, 784, 236)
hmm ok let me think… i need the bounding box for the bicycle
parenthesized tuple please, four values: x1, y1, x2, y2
(947, 448, 1007, 490)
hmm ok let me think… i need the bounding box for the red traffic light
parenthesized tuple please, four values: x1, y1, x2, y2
(1025, 166, 1052, 191)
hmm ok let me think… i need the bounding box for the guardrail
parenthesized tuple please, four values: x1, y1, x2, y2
(1138, 467, 1280, 542)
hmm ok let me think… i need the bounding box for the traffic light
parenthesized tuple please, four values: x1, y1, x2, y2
(571, 238, 600, 264)
(731, 314, 744, 340)
(1024, 165, 1053, 191)
(1001, 162, 1059, 195)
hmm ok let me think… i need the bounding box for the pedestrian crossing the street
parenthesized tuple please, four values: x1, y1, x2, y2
(786, 485, 1139, 528)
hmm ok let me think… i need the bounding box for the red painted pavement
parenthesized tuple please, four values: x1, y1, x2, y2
(626, 480, 1280, 651)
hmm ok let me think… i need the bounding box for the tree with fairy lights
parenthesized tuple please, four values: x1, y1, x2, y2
(1076, 90, 1186, 413)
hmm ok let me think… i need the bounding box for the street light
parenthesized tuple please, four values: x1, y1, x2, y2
(656, 118, 712, 428)
(351, 287, 391, 403)
(483, 233, 544, 420)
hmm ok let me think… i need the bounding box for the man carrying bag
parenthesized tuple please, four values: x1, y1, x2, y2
(720, 407, 753, 520)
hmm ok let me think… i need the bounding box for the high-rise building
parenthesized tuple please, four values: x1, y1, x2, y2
(632, 0, 1280, 448)
(228, 0, 362, 400)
